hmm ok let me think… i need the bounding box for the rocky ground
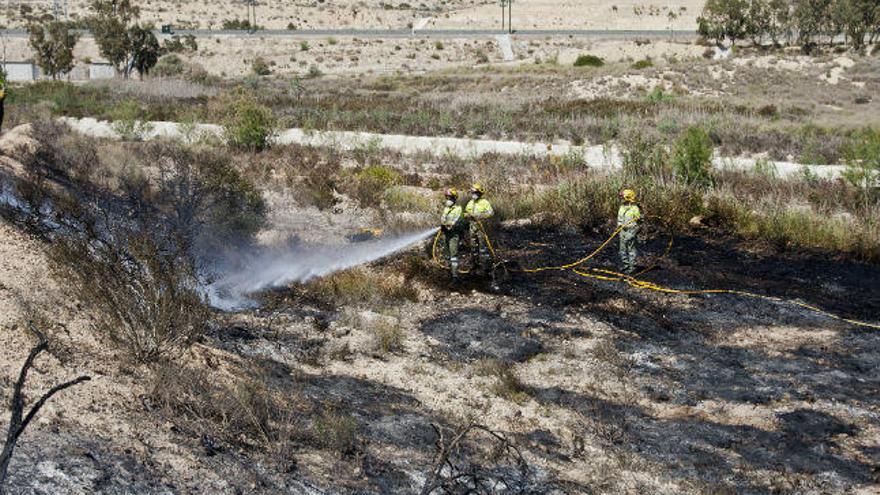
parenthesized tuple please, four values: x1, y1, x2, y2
(1, 118, 879, 493)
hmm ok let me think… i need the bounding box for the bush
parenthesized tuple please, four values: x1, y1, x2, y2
(672, 126, 714, 188)
(474, 359, 528, 403)
(573, 54, 604, 67)
(303, 268, 418, 306)
(842, 128, 880, 206)
(646, 86, 674, 103)
(382, 186, 437, 213)
(152, 53, 186, 77)
(346, 165, 402, 207)
(631, 58, 653, 69)
(222, 97, 277, 151)
(111, 99, 154, 141)
(313, 410, 359, 456)
(251, 56, 271, 76)
(54, 233, 211, 363)
(306, 64, 323, 79)
(150, 362, 302, 455)
(371, 318, 404, 354)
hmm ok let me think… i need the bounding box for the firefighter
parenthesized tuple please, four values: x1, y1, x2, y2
(617, 188, 641, 275)
(440, 187, 464, 280)
(464, 183, 494, 276)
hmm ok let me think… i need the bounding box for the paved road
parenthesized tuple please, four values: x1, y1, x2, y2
(1, 28, 697, 39)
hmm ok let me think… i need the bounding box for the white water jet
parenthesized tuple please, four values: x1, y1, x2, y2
(207, 227, 438, 310)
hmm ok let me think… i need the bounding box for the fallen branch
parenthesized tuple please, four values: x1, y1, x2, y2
(420, 421, 530, 495)
(0, 324, 90, 494)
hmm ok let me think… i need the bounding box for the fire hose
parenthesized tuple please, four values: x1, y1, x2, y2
(431, 218, 880, 330)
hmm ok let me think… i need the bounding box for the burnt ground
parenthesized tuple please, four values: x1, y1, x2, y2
(2, 216, 879, 494)
(479, 223, 880, 492)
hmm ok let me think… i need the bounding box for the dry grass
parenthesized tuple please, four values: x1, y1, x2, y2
(302, 268, 419, 307)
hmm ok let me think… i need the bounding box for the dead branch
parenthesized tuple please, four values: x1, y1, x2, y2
(0, 324, 91, 494)
(420, 421, 530, 495)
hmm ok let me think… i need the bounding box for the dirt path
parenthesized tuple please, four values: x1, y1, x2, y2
(60, 117, 848, 180)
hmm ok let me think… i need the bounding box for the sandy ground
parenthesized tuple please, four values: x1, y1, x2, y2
(1, 0, 703, 30)
(1, 34, 701, 77)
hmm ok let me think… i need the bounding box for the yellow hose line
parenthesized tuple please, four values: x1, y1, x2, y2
(429, 217, 880, 331)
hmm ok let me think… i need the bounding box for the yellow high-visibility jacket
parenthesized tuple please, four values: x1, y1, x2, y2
(441, 204, 463, 228)
(465, 198, 494, 220)
(617, 204, 641, 228)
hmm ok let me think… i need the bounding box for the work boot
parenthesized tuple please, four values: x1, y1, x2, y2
(450, 258, 460, 281)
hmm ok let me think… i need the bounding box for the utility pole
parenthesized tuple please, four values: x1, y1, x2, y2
(247, 0, 257, 33)
(508, 0, 512, 33)
(500, 0, 506, 32)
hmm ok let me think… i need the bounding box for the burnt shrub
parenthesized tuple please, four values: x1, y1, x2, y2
(150, 361, 304, 457)
(9, 126, 266, 362)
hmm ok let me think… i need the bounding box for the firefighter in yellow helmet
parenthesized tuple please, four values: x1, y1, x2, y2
(439, 187, 464, 280)
(617, 188, 641, 274)
(464, 183, 494, 276)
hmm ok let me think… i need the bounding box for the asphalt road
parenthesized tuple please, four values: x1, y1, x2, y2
(1, 28, 697, 39)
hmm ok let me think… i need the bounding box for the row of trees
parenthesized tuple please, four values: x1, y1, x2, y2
(698, 0, 880, 50)
(28, 0, 159, 80)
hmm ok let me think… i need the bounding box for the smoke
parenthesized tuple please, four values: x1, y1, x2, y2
(206, 227, 438, 311)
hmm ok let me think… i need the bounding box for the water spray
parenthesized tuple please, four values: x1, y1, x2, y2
(207, 227, 438, 311)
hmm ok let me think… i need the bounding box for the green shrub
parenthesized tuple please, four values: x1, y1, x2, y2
(300, 41, 310, 51)
(222, 97, 277, 151)
(573, 54, 604, 67)
(382, 186, 437, 213)
(153, 53, 186, 77)
(646, 86, 674, 103)
(111, 99, 154, 141)
(348, 165, 402, 207)
(631, 58, 653, 69)
(306, 64, 323, 79)
(842, 128, 880, 206)
(672, 126, 714, 188)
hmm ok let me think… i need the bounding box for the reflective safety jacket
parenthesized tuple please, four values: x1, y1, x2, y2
(441, 204, 464, 228)
(465, 198, 494, 220)
(617, 204, 641, 229)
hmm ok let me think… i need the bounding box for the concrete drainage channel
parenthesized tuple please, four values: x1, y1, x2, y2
(60, 116, 848, 180)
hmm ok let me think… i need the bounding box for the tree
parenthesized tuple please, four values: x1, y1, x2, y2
(697, 0, 752, 46)
(832, 0, 880, 49)
(672, 127, 715, 189)
(89, 0, 157, 78)
(766, 0, 795, 45)
(27, 21, 79, 80)
(127, 24, 159, 78)
(793, 0, 833, 48)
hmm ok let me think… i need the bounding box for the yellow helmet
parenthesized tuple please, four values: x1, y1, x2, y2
(444, 187, 458, 198)
(470, 183, 485, 195)
(621, 189, 637, 202)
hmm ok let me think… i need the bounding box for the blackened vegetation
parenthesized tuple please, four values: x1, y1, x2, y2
(0, 324, 90, 494)
(0, 120, 266, 362)
(420, 422, 532, 495)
